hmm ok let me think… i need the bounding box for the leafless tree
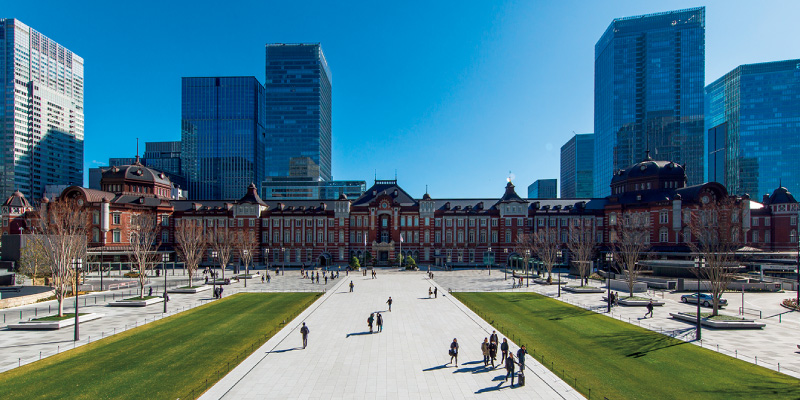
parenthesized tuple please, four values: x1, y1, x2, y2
(129, 213, 162, 298)
(514, 233, 534, 276)
(27, 198, 89, 317)
(567, 223, 597, 285)
(237, 230, 258, 284)
(531, 228, 561, 283)
(18, 237, 51, 286)
(175, 219, 206, 287)
(209, 226, 235, 280)
(610, 212, 650, 298)
(688, 197, 744, 316)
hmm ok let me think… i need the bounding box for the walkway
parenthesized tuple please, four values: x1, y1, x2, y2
(201, 271, 582, 400)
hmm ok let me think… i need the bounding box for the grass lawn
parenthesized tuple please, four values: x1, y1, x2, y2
(0, 292, 320, 400)
(453, 292, 800, 400)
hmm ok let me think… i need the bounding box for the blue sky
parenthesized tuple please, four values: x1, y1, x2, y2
(6, 0, 799, 198)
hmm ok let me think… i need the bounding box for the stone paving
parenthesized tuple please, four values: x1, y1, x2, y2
(201, 271, 583, 400)
(434, 269, 800, 379)
(0, 267, 335, 373)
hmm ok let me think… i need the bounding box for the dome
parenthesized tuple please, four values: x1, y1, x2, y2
(611, 153, 686, 186)
(422, 193, 432, 200)
(766, 186, 797, 205)
(338, 193, 348, 200)
(3, 190, 31, 209)
(102, 161, 171, 187)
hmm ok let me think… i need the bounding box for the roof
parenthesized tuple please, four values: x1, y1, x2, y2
(352, 180, 418, 207)
(102, 158, 172, 187)
(239, 183, 266, 206)
(611, 153, 686, 185)
(765, 187, 797, 205)
(497, 182, 525, 203)
(3, 190, 31, 208)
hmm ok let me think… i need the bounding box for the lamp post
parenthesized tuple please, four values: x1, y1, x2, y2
(211, 251, 218, 298)
(796, 237, 799, 306)
(557, 250, 563, 297)
(243, 250, 249, 288)
(281, 247, 285, 275)
(488, 246, 492, 277)
(695, 256, 703, 341)
(73, 257, 82, 341)
(525, 249, 530, 287)
(605, 253, 613, 313)
(163, 253, 169, 313)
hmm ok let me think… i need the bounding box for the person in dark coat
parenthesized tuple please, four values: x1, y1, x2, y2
(349, 281, 354, 292)
(645, 300, 654, 318)
(505, 353, 516, 386)
(300, 322, 309, 349)
(447, 338, 459, 367)
(488, 340, 498, 368)
(368, 313, 374, 333)
(517, 345, 527, 370)
(434, 287, 438, 298)
(376, 313, 383, 332)
(386, 297, 393, 312)
(148, 287, 153, 297)
(500, 338, 509, 364)
(489, 330, 499, 346)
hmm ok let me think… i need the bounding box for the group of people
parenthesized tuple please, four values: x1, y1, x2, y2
(367, 312, 384, 333)
(448, 331, 528, 387)
(428, 287, 438, 298)
(607, 291, 620, 307)
(363, 269, 377, 279)
(302, 270, 339, 284)
(212, 286, 224, 299)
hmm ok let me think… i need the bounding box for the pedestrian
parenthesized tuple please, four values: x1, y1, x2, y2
(481, 338, 490, 366)
(386, 297, 393, 312)
(428, 287, 432, 298)
(504, 353, 516, 386)
(267, 273, 271, 283)
(349, 280, 354, 292)
(300, 322, 309, 349)
(447, 338, 459, 367)
(368, 313, 374, 333)
(488, 340, 498, 368)
(434, 287, 438, 298)
(645, 300, 654, 318)
(148, 287, 153, 297)
(324, 275, 328, 284)
(517, 345, 527, 370)
(608, 292, 615, 308)
(614, 291, 620, 307)
(500, 338, 509, 364)
(219, 287, 224, 298)
(490, 330, 498, 346)
(205, 276, 209, 284)
(376, 312, 383, 332)
(261, 275, 265, 284)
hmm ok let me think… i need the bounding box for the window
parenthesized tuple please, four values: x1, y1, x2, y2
(505, 218, 511, 226)
(609, 213, 617, 226)
(752, 231, 759, 243)
(457, 219, 464, 227)
(162, 230, 169, 243)
(425, 217, 430, 226)
(659, 210, 668, 224)
(162, 215, 169, 227)
(753, 217, 759, 227)
(549, 218, 556, 227)
(517, 218, 523, 226)
(469, 219, 475, 227)
(400, 217, 404, 227)
(480, 231, 486, 243)
(791, 230, 797, 243)
(505, 230, 511, 243)
(492, 232, 498, 242)
(249, 219, 255, 227)
(295, 232, 301, 243)
(435, 219, 441, 227)
(92, 228, 99, 242)
(457, 231, 464, 243)
(764, 231, 770, 243)
(112, 230, 121, 243)
(112, 213, 120, 225)
(424, 231, 430, 243)
(683, 227, 690, 243)
(469, 249, 475, 263)
(491, 219, 498, 227)
(435, 232, 441, 243)
(446, 232, 452, 243)
(317, 232, 323, 243)
(305, 231, 313, 243)
(792, 216, 798, 226)
(469, 231, 475, 243)
(446, 219, 453, 227)
(92, 211, 99, 225)
(659, 227, 668, 242)
(765, 217, 771, 227)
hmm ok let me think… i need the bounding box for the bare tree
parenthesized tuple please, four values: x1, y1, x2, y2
(209, 226, 235, 280)
(610, 212, 650, 298)
(237, 230, 258, 285)
(688, 197, 743, 316)
(18, 237, 51, 286)
(129, 213, 162, 298)
(175, 219, 206, 287)
(567, 223, 597, 285)
(530, 228, 561, 283)
(27, 198, 89, 317)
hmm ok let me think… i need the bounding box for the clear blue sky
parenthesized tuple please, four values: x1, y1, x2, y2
(6, 0, 799, 198)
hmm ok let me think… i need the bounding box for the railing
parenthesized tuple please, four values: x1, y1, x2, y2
(739, 306, 762, 319)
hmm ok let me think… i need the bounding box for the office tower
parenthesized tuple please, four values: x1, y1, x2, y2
(109, 157, 137, 166)
(143, 141, 185, 188)
(0, 19, 84, 200)
(528, 179, 557, 199)
(260, 177, 365, 200)
(594, 8, 705, 197)
(181, 77, 266, 200)
(265, 43, 332, 181)
(561, 133, 595, 198)
(706, 59, 800, 197)
(289, 156, 320, 179)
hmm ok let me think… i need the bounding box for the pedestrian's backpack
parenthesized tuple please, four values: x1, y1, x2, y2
(518, 372, 525, 386)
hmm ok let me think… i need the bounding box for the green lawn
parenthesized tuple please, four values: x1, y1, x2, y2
(453, 292, 800, 400)
(0, 292, 320, 400)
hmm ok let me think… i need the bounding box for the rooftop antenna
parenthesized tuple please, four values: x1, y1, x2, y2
(374, 170, 377, 184)
(425, 184, 428, 194)
(395, 169, 397, 180)
(135, 138, 140, 164)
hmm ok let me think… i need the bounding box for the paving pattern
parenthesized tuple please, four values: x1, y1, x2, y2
(201, 271, 582, 400)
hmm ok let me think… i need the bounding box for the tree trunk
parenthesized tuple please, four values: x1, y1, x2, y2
(58, 298, 64, 317)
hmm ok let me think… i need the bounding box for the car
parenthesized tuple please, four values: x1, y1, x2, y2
(681, 293, 727, 307)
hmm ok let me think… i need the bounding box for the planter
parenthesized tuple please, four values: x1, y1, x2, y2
(669, 312, 765, 329)
(533, 278, 567, 285)
(207, 279, 237, 285)
(618, 298, 665, 307)
(8, 313, 104, 330)
(169, 285, 213, 294)
(563, 286, 604, 294)
(109, 297, 165, 307)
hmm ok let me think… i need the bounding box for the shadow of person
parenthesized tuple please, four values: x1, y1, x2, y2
(345, 331, 373, 338)
(268, 347, 300, 354)
(422, 364, 449, 372)
(475, 382, 504, 394)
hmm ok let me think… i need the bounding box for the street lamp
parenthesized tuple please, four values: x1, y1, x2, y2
(162, 253, 169, 313)
(605, 252, 613, 313)
(488, 246, 492, 277)
(525, 249, 530, 287)
(694, 256, 703, 341)
(281, 247, 285, 275)
(243, 249, 249, 288)
(73, 257, 82, 341)
(211, 251, 218, 298)
(558, 250, 564, 297)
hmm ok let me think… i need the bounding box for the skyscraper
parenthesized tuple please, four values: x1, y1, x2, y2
(144, 141, 185, 189)
(265, 43, 332, 181)
(560, 133, 595, 198)
(528, 179, 557, 199)
(0, 19, 84, 200)
(594, 8, 705, 197)
(181, 77, 266, 200)
(706, 59, 800, 197)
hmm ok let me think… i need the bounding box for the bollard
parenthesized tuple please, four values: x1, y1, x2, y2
(35, 308, 37, 317)
(735, 350, 737, 358)
(755, 356, 758, 365)
(40, 351, 41, 360)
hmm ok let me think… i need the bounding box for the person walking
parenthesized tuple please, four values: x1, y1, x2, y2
(261, 275, 265, 284)
(644, 300, 654, 318)
(434, 287, 438, 298)
(148, 286, 153, 297)
(267, 273, 271, 283)
(489, 330, 498, 346)
(368, 313, 375, 333)
(376, 312, 383, 333)
(500, 338, 509, 364)
(488, 340, 498, 368)
(481, 338, 490, 367)
(324, 275, 328, 285)
(428, 287, 432, 298)
(614, 291, 620, 307)
(219, 287, 224, 298)
(300, 322, 309, 349)
(517, 345, 527, 370)
(504, 353, 516, 386)
(386, 297, 393, 312)
(447, 338, 459, 367)
(349, 280, 354, 292)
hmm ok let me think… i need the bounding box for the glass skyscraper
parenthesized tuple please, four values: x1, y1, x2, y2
(0, 19, 84, 200)
(560, 133, 594, 198)
(265, 43, 332, 181)
(705, 59, 800, 198)
(181, 77, 266, 200)
(594, 8, 705, 197)
(528, 179, 557, 199)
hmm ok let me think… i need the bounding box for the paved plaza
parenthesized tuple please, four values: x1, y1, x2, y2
(201, 271, 582, 400)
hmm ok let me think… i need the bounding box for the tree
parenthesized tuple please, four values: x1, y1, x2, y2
(529, 229, 560, 283)
(610, 212, 650, 298)
(404, 255, 417, 270)
(395, 253, 403, 268)
(18, 237, 51, 286)
(27, 198, 89, 317)
(175, 219, 206, 287)
(688, 197, 744, 316)
(209, 226, 235, 279)
(349, 256, 361, 270)
(129, 213, 162, 298)
(237, 230, 258, 285)
(567, 223, 597, 285)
